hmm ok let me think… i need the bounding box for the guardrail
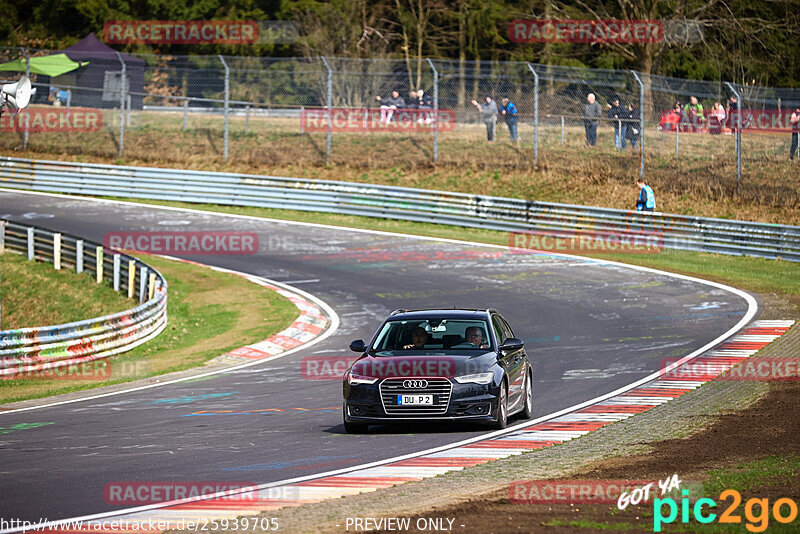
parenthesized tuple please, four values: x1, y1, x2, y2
(0, 219, 168, 378)
(0, 156, 798, 262)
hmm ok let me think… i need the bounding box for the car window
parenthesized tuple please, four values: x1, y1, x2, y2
(499, 316, 514, 338)
(491, 316, 507, 345)
(370, 318, 492, 355)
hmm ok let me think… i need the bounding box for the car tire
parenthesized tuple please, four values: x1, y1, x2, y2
(344, 418, 369, 434)
(492, 382, 508, 430)
(521, 368, 533, 420)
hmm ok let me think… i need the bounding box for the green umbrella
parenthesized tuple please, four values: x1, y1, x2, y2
(0, 54, 89, 77)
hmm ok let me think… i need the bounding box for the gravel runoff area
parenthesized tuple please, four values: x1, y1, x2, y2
(230, 308, 800, 534)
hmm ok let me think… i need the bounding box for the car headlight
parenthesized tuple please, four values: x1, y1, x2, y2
(347, 374, 379, 385)
(454, 372, 494, 385)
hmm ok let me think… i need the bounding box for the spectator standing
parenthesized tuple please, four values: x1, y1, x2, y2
(471, 96, 498, 141)
(625, 103, 640, 151)
(726, 95, 739, 134)
(684, 96, 704, 132)
(500, 98, 518, 141)
(375, 90, 406, 124)
(636, 178, 656, 212)
(583, 93, 602, 147)
(790, 108, 799, 161)
(607, 97, 625, 149)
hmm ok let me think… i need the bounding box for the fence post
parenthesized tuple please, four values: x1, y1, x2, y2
(126, 94, 132, 126)
(127, 260, 136, 299)
(631, 70, 645, 178)
(526, 63, 539, 165)
(96, 246, 103, 283)
(115, 52, 126, 158)
(320, 57, 333, 165)
(219, 55, 230, 161)
(725, 82, 742, 192)
(66, 90, 71, 118)
(76, 239, 84, 273)
(426, 58, 439, 164)
(0, 221, 5, 254)
(27, 227, 34, 260)
(245, 105, 250, 134)
(113, 254, 121, 291)
(561, 116, 565, 144)
(139, 266, 148, 302)
(675, 123, 679, 156)
(54, 233, 61, 270)
(183, 100, 188, 130)
(20, 47, 29, 151)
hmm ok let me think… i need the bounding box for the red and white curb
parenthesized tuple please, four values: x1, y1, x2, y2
(35, 319, 792, 532)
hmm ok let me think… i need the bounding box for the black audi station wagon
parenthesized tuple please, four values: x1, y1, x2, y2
(343, 309, 532, 433)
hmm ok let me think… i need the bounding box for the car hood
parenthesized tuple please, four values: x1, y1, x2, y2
(349, 353, 493, 379)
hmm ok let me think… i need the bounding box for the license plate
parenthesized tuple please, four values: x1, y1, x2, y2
(398, 394, 433, 406)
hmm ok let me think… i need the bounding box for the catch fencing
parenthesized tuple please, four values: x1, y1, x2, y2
(0, 219, 168, 378)
(0, 156, 797, 262)
(2, 47, 800, 185)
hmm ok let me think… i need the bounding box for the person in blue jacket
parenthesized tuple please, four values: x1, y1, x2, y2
(636, 178, 656, 212)
(500, 98, 518, 141)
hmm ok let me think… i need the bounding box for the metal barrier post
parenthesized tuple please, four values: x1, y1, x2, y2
(245, 105, 250, 134)
(27, 227, 34, 260)
(631, 70, 645, 178)
(20, 47, 29, 150)
(126, 94, 131, 126)
(139, 266, 148, 302)
(320, 57, 333, 165)
(426, 59, 439, 163)
(115, 52, 126, 158)
(148, 273, 156, 300)
(725, 82, 742, 192)
(219, 55, 230, 161)
(113, 253, 120, 291)
(526, 63, 539, 164)
(66, 90, 71, 118)
(76, 240, 84, 273)
(0, 221, 5, 253)
(96, 246, 103, 283)
(127, 260, 136, 298)
(54, 233, 61, 270)
(183, 100, 188, 130)
(675, 123, 679, 156)
(561, 116, 565, 144)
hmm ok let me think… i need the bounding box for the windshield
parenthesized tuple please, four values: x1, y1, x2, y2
(370, 318, 492, 356)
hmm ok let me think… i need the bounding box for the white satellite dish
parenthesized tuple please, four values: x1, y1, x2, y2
(1, 75, 32, 110)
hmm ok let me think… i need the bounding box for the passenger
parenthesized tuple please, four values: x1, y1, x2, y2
(465, 327, 489, 349)
(403, 326, 428, 349)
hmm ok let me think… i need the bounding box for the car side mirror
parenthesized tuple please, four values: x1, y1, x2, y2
(349, 339, 367, 353)
(499, 338, 524, 353)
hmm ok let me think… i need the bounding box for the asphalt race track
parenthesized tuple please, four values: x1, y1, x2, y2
(0, 191, 755, 523)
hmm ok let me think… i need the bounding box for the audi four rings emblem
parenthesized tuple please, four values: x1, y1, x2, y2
(403, 379, 428, 388)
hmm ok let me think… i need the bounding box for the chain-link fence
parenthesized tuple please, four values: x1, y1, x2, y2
(2, 46, 800, 182)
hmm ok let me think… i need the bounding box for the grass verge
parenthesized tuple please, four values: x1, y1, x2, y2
(0, 252, 131, 329)
(0, 254, 298, 405)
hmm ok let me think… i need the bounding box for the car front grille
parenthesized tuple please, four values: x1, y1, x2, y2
(379, 378, 452, 416)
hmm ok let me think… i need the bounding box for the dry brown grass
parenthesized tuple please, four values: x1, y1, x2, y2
(1, 108, 798, 224)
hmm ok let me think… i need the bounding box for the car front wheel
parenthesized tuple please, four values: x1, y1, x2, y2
(521, 369, 533, 419)
(492, 382, 508, 430)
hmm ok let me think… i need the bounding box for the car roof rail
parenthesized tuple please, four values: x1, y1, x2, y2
(390, 309, 408, 316)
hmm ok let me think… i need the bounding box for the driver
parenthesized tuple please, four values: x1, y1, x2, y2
(403, 326, 428, 349)
(465, 326, 489, 349)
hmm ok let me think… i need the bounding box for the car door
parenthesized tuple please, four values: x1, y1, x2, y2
(492, 314, 523, 409)
(496, 314, 525, 409)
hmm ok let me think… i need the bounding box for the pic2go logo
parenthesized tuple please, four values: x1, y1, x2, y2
(653, 489, 798, 532)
